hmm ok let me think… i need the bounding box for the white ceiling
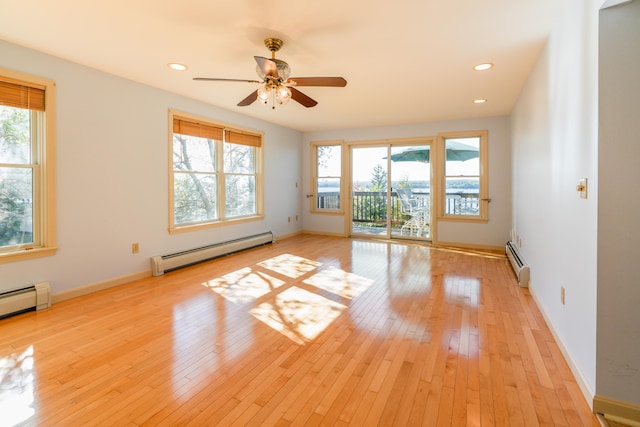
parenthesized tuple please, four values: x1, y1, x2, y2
(1, 0, 565, 132)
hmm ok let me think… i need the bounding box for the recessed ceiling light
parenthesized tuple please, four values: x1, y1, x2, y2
(473, 99, 487, 104)
(168, 63, 188, 71)
(474, 63, 494, 71)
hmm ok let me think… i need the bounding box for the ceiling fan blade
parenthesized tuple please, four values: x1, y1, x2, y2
(254, 56, 278, 77)
(287, 77, 347, 87)
(193, 77, 262, 84)
(290, 87, 318, 108)
(237, 90, 258, 107)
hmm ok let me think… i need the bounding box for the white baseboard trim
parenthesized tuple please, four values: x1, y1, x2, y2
(273, 230, 303, 241)
(52, 270, 151, 303)
(433, 240, 504, 253)
(301, 229, 348, 238)
(528, 284, 595, 410)
(594, 395, 640, 426)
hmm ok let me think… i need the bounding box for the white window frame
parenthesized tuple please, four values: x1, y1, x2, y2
(0, 69, 56, 263)
(169, 110, 263, 233)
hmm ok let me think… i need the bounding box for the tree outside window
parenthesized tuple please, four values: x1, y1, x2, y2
(311, 141, 342, 213)
(0, 70, 56, 262)
(0, 106, 32, 247)
(170, 112, 262, 232)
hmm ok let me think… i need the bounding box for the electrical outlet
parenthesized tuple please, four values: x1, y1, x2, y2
(577, 178, 588, 199)
(295, 215, 298, 221)
(288, 216, 291, 223)
(561, 286, 565, 305)
(132, 243, 139, 254)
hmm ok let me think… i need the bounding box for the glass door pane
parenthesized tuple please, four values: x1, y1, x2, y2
(351, 146, 389, 237)
(389, 144, 431, 240)
(443, 137, 481, 216)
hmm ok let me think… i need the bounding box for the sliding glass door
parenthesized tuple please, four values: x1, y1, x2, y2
(350, 142, 431, 240)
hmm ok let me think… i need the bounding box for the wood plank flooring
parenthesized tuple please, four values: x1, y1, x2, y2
(0, 234, 599, 426)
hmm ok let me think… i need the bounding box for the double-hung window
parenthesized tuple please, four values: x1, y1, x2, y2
(438, 130, 488, 221)
(170, 111, 263, 232)
(0, 70, 56, 262)
(310, 140, 343, 213)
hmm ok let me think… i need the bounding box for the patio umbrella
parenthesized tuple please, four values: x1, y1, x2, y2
(389, 141, 479, 163)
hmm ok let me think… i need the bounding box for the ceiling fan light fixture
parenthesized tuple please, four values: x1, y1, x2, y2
(276, 86, 292, 104)
(257, 85, 272, 103)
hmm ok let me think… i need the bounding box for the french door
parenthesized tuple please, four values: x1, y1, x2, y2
(349, 142, 432, 241)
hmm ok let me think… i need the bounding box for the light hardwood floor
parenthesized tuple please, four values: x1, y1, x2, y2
(0, 234, 599, 426)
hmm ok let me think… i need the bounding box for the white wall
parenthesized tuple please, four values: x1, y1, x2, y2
(598, 0, 640, 406)
(510, 0, 599, 398)
(0, 40, 303, 296)
(302, 116, 512, 247)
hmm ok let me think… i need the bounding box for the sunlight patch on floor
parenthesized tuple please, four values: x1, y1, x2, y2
(0, 345, 35, 426)
(203, 267, 286, 303)
(257, 254, 321, 279)
(303, 266, 374, 299)
(250, 287, 346, 345)
(201, 254, 376, 345)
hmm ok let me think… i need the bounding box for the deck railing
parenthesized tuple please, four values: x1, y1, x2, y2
(316, 190, 479, 224)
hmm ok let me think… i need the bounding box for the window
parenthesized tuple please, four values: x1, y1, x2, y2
(311, 141, 343, 213)
(170, 111, 263, 232)
(0, 70, 56, 262)
(438, 130, 488, 221)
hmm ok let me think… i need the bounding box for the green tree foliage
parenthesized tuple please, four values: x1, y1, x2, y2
(352, 164, 389, 226)
(370, 164, 387, 192)
(224, 142, 255, 217)
(0, 106, 32, 246)
(172, 135, 256, 224)
(173, 134, 217, 224)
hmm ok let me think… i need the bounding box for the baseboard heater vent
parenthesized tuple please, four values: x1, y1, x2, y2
(0, 282, 51, 320)
(506, 241, 530, 287)
(151, 231, 274, 276)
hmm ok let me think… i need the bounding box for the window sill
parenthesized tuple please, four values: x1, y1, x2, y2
(310, 209, 344, 216)
(169, 215, 264, 234)
(0, 246, 58, 264)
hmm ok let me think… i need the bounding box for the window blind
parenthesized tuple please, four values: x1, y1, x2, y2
(0, 77, 46, 111)
(173, 117, 224, 140)
(225, 130, 262, 148)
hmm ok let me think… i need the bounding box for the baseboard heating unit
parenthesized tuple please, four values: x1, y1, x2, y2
(0, 282, 51, 320)
(506, 241, 530, 287)
(151, 231, 274, 276)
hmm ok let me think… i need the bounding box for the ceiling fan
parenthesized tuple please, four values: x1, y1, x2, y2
(194, 38, 347, 108)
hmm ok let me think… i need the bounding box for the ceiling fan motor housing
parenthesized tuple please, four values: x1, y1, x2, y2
(256, 59, 291, 82)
